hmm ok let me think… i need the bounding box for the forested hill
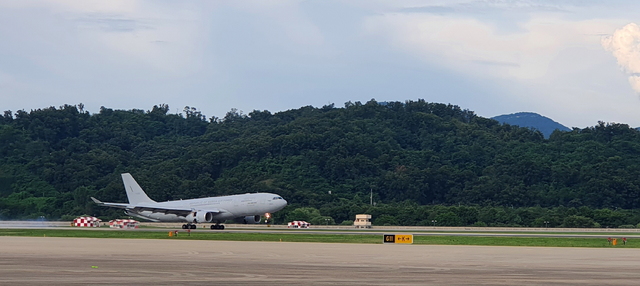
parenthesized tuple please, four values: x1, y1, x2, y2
(2, 100, 640, 228)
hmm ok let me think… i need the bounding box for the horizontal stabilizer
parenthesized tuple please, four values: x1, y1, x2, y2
(90, 197, 129, 209)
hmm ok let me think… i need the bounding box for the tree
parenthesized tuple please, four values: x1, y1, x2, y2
(562, 215, 598, 228)
(286, 207, 322, 223)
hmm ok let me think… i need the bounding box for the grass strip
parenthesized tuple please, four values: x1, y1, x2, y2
(0, 228, 635, 248)
(253, 228, 640, 236)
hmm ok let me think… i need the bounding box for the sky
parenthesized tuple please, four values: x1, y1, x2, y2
(1, 0, 640, 128)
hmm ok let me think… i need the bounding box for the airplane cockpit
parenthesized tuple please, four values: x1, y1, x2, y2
(272, 196, 285, 200)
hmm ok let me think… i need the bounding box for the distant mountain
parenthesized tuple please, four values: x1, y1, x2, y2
(491, 112, 570, 138)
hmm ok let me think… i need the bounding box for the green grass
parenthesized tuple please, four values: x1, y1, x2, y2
(228, 226, 640, 236)
(282, 228, 640, 235)
(414, 236, 632, 248)
(0, 228, 635, 248)
(0, 229, 382, 243)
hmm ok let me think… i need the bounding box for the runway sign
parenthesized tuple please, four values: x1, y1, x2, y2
(383, 234, 413, 244)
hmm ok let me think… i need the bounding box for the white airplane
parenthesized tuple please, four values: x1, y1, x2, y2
(92, 173, 287, 230)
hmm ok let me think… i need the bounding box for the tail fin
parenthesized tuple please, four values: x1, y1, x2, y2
(121, 173, 156, 205)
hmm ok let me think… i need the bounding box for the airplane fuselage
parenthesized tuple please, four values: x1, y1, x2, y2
(126, 193, 287, 223)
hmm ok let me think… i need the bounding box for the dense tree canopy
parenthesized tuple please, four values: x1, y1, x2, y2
(1, 100, 640, 227)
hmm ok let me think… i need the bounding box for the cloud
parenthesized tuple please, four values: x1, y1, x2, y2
(73, 14, 154, 33)
(400, 6, 456, 14)
(0, 70, 18, 90)
(629, 76, 640, 93)
(28, 1, 209, 75)
(602, 23, 640, 93)
(471, 60, 520, 67)
(400, 1, 567, 14)
(364, 13, 613, 81)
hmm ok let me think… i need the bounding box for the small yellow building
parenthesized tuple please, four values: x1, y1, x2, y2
(354, 214, 372, 228)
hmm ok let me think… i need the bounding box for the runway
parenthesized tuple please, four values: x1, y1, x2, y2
(1, 236, 639, 285)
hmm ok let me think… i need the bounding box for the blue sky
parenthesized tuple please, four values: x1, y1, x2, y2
(1, 0, 639, 128)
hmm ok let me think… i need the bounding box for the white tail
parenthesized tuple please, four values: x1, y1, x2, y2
(121, 173, 156, 205)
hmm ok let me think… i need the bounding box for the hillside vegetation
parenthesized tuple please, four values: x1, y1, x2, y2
(1, 100, 640, 228)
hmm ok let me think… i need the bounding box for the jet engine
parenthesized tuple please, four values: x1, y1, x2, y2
(234, 215, 261, 224)
(186, 211, 215, 223)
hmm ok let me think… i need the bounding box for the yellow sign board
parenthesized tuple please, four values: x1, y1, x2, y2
(383, 234, 413, 244)
(395, 234, 413, 244)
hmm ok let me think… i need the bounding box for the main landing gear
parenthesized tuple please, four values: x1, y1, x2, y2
(180, 223, 225, 230)
(210, 224, 225, 230)
(181, 224, 196, 229)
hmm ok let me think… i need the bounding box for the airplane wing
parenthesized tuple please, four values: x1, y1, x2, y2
(92, 197, 223, 217)
(129, 206, 193, 216)
(128, 206, 223, 217)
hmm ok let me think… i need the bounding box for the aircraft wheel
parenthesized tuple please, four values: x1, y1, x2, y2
(210, 225, 216, 230)
(190, 224, 196, 229)
(219, 225, 225, 230)
(181, 224, 187, 229)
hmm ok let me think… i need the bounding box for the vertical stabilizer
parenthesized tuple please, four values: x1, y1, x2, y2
(121, 173, 156, 205)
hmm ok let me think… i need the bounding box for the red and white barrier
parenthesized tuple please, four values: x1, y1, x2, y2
(287, 221, 310, 228)
(109, 219, 139, 229)
(73, 216, 101, 227)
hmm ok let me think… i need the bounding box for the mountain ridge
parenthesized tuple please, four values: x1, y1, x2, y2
(491, 112, 571, 138)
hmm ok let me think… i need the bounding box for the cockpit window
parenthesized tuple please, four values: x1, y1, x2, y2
(272, 196, 284, 200)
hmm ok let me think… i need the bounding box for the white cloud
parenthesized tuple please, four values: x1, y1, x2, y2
(629, 76, 640, 93)
(8, 1, 209, 76)
(364, 13, 618, 81)
(602, 23, 640, 94)
(217, 1, 328, 58)
(0, 70, 16, 88)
